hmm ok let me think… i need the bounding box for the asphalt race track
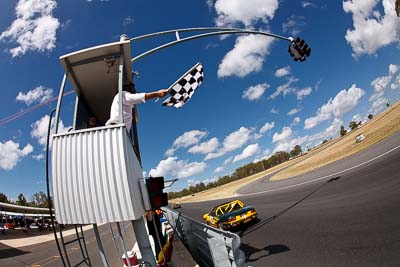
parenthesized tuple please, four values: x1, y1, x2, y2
(180, 131, 400, 266)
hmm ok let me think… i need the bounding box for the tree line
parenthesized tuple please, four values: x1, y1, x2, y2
(168, 148, 303, 200)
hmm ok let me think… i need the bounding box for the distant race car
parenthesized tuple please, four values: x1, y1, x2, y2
(355, 134, 365, 143)
(202, 200, 257, 230)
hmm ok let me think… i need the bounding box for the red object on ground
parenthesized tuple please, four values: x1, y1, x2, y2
(5, 223, 15, 229)
(122, 251, 137, 266)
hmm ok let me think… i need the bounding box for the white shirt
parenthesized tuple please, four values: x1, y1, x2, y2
(105, 91, 146, 131)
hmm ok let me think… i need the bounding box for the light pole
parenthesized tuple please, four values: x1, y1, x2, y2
(378, 83, 391, 108)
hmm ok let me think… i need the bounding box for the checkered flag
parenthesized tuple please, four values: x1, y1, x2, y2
(162, 63, 204, 108)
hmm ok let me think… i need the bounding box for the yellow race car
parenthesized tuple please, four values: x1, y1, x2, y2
(202, 200, 257, 230)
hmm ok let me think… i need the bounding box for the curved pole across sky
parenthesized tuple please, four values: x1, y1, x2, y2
(129, 27, 294, 63)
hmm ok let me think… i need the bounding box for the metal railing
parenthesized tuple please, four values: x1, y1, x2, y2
(163, 207, 247, 267)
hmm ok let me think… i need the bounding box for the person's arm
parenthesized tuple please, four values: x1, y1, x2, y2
(145, 89, 169, 101)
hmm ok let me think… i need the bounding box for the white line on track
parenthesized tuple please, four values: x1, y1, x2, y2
(238, 142, 400, 197)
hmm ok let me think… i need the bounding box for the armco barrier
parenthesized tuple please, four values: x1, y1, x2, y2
(163, 207, 247, 267)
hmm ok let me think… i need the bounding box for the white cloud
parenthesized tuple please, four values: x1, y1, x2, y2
(206, 0, 214, 10)
(204, 127, 253, 160)
(272, 126, 292, 143)
(301, 1, 317, 8)
(282, 15, 306, 36)
(213, 0, 279, 27)
(273, 135, 309, 153)
(165, 148, 175, 157)
(253, 149, 271, 163)
(270, 108, 279, 114)
(389, 64, 399, 75)
(166, 130, 207, 156)
(304, 107, 332, 130)
(253, 132, 263, 141)
(369, 96, 388, 114)
(352, 113, 362, 123)
(271, 76, 312, 100)
(32, 153, 44, 160)
(287, 107, 302, 116)
(233, 143, 260, 163)
(296, 86, 312, 100)
(260, 121, 275, 134)
(60, 19, 71, 31)
(0, 140, 33, 170)
(270, 76, 298, 99)
(122, 16, 134, 27)
(223, 156, 233, 165)
(275, 66, 291, 78)
(343, 0, 400, 58)
(315, 80, 322, 92)
(307, 118, 343, 144)
(16, 85, 53, 106)
(187, 179, 197, 187)
(369, 63, 399, 114)
(204, 151, 226, 161)
(371, 74, 391, 91)
(242, 83, 270, 101)
(214, 166, 224, 173)
(188, 137, 219, 154)
(212, 0, 280, 78)
(217, 34, 275, 78)
(391, 72, 400, 91)
(292, 117, 301, 125)
(30, 115, 67, 149)
(221, 127, 253, 153)
(149, 157, 206, 179)
(274, 118, 343, 154)
(0, 0, 60, 57)
(202, 177, 217, 185)
(173, 130, 207, 148)
(304, 84, 365, 129)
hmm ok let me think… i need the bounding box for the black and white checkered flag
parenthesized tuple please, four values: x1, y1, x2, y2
(162, 63, 204, 108)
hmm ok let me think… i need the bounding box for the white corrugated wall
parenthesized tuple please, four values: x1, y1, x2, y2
(52, 126, 144, 224)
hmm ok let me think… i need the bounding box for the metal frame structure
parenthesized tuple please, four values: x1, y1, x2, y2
(48, 37, 155, 267)
(130, 27, 292, 63)
(46, 27, 298, 267)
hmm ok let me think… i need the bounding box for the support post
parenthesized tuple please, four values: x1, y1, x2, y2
(131, 216, 157, 266)
(118, 54, 124, 125)
(93, 224, 109, 267)
(54, 73, 68, 134)
(117, 222, 132, 267)
(120, 33, 155, 266)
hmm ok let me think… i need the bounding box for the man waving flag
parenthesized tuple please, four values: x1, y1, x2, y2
(162, 62, 204, 108)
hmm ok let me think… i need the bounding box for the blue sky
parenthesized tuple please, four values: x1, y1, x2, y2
(1, 0, 399, 199)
